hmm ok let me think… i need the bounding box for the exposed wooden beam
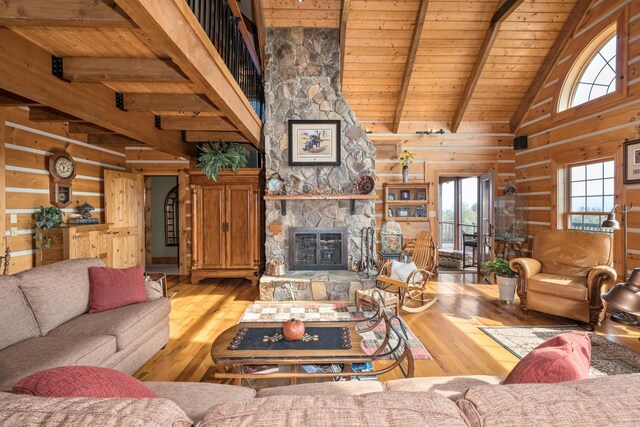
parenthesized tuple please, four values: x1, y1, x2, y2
(87, 134, 143, 146)
(183, 130, 248, 143)
(510, 0, 593, 133)
(251, 0, 266, 68)
(55, 57, 188, 82)
(157, 116, 237, 132)
(450, 0, 525, 133)
(0, 30, 193, 158)
(29, 107, 84, 122)
(119, 93, 219, 112)
(227, 0, 261, 72)
(393, 0, 429, 134)
(68, 122, 117, 134)
(339, 0, 351, 90)
(114, 0, 262, 148)
(0, 0, 133, 28)
(0, 89, 39, 106)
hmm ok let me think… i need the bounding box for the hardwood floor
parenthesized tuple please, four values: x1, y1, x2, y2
(134, 273, 640, 383)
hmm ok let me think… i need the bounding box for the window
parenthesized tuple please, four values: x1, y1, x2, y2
(571, 35, 617, 108)
(566, 160, 614, 233)
(558, 23, 619, 112)
(438, 177, 478, 249)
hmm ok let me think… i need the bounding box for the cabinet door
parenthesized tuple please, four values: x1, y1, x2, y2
(73, 231, 94, 258)
(200, 186, 225, 268)
(225, 185, 255, 269)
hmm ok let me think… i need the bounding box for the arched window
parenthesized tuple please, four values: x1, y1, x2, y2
(164, 186, 179, 246)
(558, 23, 618, 112)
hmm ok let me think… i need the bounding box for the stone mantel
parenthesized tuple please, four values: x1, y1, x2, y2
(264, 194, 377, 215)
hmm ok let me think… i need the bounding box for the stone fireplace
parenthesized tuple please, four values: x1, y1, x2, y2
(259, 27, 377, 301)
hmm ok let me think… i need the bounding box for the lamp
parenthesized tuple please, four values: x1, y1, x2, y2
(601, 204, 638, 325)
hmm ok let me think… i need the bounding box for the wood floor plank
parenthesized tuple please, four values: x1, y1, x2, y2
(135, 273, 640, 383)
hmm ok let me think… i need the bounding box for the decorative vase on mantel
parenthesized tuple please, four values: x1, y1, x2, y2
(402, 165, 409, 183)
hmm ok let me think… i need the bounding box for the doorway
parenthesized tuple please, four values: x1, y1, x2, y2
(145, 176, 179, 275)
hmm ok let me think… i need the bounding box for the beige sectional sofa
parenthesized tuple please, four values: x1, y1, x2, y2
(1, 374, 639, 425)
(0, 258, 170, 392)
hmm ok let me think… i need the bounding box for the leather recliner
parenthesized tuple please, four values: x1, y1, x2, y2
(509, 230, 617, 329)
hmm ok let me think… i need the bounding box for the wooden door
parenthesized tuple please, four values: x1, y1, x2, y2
(199, 185, 225, 269)
(477, 170, 495, 279)
(225, 184, 255, 269)
(104, 170, 145, 268)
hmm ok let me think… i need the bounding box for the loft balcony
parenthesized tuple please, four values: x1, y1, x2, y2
(0, 0, 264, 156)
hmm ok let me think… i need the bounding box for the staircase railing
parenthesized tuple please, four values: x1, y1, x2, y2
(186, 0, 265, 121)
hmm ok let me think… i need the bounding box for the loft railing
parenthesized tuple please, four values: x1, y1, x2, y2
(186, 0, 265, 121)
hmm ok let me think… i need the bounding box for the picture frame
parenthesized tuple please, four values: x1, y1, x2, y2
(416, 192, 426, 200)
(396, 207, 411, 217)
(288, 120, 341, 166)
(388, 193, 396, 201)
(624, 139, 640, 184)
(400, 190, 410, 200)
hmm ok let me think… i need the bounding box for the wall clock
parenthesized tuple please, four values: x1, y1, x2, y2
(48, 152, 77, 208)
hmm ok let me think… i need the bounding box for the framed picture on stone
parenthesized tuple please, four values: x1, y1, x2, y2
(288, 120, 341, 166)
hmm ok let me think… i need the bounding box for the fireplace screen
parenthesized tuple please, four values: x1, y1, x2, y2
(289, 227, 348, 270)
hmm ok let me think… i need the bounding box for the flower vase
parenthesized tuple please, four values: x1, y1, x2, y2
(402, 165, 409, 183)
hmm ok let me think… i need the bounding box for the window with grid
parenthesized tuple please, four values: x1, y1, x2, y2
(570, 35, 617, 108)
(567, 160, 614, 234)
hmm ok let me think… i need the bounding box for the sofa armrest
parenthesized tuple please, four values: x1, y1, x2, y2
(509, 258, 541, 280)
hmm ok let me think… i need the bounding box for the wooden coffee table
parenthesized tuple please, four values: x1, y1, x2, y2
(210, 295, 415, 385)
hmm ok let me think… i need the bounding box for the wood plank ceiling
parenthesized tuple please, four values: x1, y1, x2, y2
(262, 0, 581, 134)
(0, 0, 262, 156)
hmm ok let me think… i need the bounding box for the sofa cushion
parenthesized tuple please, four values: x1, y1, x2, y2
(528, 273, 588, 300)
(89, 265, 147, 313)
(0, 275, 41, 351)
(197, 392, 469, 426)
(14, 366, 157, 398)
(256, 381, 385, 398)
(457, 374, 640, 427)
(384, 375, 503, 399)
(15, 258, 106, 335)
(503, 332, 591, 385)
(48, 298, 170, 351)
(0, 335, 116, 392)
(0, 392, 192, 426)
(147, 382, 255, 423)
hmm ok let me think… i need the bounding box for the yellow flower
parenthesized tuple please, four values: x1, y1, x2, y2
(398, 149, 415, 166)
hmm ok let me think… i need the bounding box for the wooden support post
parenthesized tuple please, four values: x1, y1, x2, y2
(87, 134, 144, 146)
(158, 116, 237, 132)
(0, 89, 39, 107)
(183, 131, 248, 143)
(68, 122, 117, 134)
(251, 0, 266, 68)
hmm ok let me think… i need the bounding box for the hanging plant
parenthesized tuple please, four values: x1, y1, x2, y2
(34, 206, 64, 249)
(196, 141, 250, 181)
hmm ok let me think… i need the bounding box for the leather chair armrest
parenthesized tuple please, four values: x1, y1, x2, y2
(587, 265, 617, 291)
(509, 258, 541, 279)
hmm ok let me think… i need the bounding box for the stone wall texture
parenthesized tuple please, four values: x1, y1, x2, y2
(264, 27, 376, 269)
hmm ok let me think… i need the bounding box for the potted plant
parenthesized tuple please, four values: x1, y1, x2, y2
(481, 257, 518, 303)
(196, 141, 249, 181)
(34, 206, 64, 249)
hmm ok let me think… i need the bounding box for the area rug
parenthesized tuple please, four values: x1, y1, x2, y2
(480, 326, 640, 377)
(240, 302, 431, 360)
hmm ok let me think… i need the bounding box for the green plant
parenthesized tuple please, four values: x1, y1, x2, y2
(34, 206, 64, 249)
(481, 257, 517, 278)
(196, 142, 249, 181)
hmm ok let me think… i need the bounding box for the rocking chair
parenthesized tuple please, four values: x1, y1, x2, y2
(356, 232, 437, 313)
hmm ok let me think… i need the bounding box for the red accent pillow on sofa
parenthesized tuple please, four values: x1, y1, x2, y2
(13, 366, 157, 398)
(503, 331, 591, 384)
(89, 265, 147, 313)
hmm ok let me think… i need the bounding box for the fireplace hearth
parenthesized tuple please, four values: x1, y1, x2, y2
(289, 227, 348, 270)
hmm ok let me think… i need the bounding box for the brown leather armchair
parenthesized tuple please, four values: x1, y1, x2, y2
(509, 230, 617, 329)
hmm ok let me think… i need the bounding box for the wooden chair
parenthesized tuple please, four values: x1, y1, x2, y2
(462, 233, 478, 269)
(356, 232, 437, 313)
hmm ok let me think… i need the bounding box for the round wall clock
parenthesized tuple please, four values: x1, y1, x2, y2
(48, 152, 76, 208)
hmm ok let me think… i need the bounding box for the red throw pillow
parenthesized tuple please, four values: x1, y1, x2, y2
(89, 265, 147, 313)
(13, 366, 157, 398)
(503, 331, 591, 384)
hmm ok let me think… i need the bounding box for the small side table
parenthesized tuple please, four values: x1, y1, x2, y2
(494, 236, 527, 260)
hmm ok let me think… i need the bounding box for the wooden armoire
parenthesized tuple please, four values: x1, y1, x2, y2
(190, 169, 264, 285)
